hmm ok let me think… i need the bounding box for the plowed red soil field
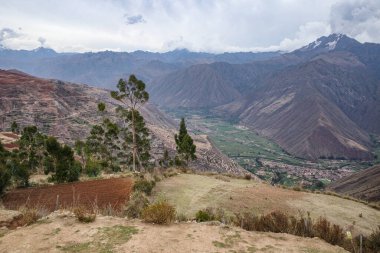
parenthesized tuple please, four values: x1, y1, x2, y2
(2, 177, 133, 212)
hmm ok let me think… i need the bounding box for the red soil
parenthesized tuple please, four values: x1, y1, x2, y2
(2, 178, 133, 212)
(2, 132, 19, 139)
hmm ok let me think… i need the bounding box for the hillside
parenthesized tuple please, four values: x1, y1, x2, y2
(328, 165, 380, 202)
(0, 69, 245, 175)
(217, 57, 374, 160)
(153, 174, 380, 236)
(0, 211, 347, 253)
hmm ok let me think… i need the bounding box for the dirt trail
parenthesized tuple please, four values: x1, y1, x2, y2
(0, 212, 347, 253)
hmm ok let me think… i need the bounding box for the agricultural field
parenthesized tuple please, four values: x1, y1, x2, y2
(164, 108, 379, 187)
(2, 177, 133, 212)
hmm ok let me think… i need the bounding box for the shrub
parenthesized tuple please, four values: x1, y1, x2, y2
(85, 160, 102, 177)
(133, 179, 155, 195)
(313, 217, 345, 245)
(124, 192, 150, 218)
(142, 200, 176, 224)
(176, 213, 188, 222)
(0, 164, 11, 195)
(196, 209, 213, 222)
(364, 226, 380, 253)
(244, 174, 252, 180)
(19, 207, 43, 226)
(73, 206, 96, 223)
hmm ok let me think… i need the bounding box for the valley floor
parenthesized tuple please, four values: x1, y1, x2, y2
(0, 211, 347, 253)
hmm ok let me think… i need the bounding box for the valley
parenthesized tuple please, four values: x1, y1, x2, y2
(164, 108, 379, 188)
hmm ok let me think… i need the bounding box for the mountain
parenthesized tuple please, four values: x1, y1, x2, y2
(150, 60, 289, 108)
(0, 48, 279, 89)
(153, 34, 380, 160)
(0, 69, 246, 175)
(328, 165, 380, 202)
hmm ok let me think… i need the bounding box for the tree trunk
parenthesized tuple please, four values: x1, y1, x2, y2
(131, 109, 137, 172)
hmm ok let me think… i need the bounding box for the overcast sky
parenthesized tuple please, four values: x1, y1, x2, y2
(0, 0, 379, 53)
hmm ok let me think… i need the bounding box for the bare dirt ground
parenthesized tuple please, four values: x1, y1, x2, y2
(0, 211, 347, 253)
(153, 174, 380, 236)
(2, 177, 133, 212)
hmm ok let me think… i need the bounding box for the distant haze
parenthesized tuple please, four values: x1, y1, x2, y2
(0, 0, 379, 53)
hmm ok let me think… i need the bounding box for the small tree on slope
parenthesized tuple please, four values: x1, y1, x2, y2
(175, 118, 196, 165)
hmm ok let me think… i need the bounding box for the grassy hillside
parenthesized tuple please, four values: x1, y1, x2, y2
(153, 174, 380, 236)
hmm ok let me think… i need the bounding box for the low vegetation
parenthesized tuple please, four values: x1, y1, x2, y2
(124, 191, 149, 218)
(73, 206, 96, 223)
(142, 200, 176, 224)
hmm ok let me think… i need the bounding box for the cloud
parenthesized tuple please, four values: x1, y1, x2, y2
(330, 0, 380, 43)
(1, 0, 379, 53)
(124, 14, 145, 25)
(38, 37, 46, 46)
(0, 28, 21, 42)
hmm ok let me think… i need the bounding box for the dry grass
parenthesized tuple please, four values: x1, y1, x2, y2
(142, 200, 176, 225)
(153, 173, 380, 235)
(73, 206, 96, 223)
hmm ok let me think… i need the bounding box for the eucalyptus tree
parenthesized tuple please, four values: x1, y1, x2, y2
(111, 75, 149, 172)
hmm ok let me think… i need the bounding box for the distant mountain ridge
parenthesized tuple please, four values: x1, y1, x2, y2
(0, 47, 279, 88)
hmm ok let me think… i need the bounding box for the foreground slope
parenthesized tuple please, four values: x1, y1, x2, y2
(328, 165, 380, 202)
(153, 174, 380, 236)
(0, 69, 245, 175)
(0, 212, 347, 253)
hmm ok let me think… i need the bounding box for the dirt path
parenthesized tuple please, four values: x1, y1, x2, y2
(0, 212, 347, 253)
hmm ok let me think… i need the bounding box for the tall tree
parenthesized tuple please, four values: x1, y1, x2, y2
(175, 118, 196, 165)
(110, 75, 149, 171)
(18, 126, 47, 172)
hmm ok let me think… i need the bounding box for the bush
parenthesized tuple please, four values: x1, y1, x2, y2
(0, 164, 11, 195)
(142, 200, 176, 224)
(313, 217, 345, 246)
(85, 160, 102, 177)
(19, 207, 43, 226)
(133, 179, 155, 195)
(244, 174, 252, 180)
(73, 206, 96, 223)
(124, 192, 150, 218)
(364, 226, 380, 253)
(196, 209, 213, 222)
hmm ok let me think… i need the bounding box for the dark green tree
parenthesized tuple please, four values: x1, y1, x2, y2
(45, 136, 81, 183)
(116, 107, 150, 168)
(0, 141, 11, 194)
(11, 121, 19, 134)
(110, 75, 149, 172)
(18, 126, 47, 172)
(175, 118, 196, 165)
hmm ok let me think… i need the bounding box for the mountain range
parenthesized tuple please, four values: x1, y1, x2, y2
(1, 33, 379, 161)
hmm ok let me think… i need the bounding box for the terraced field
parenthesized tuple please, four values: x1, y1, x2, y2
(2, 177, 133, 211)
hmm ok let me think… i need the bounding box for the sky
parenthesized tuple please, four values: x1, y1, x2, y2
(0, 0, 379, 53)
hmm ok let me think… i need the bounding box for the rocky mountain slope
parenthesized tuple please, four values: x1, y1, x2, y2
(153, 34, 379, 160)
(0, 69, 245, 175)
(328, 165, 380, 202)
